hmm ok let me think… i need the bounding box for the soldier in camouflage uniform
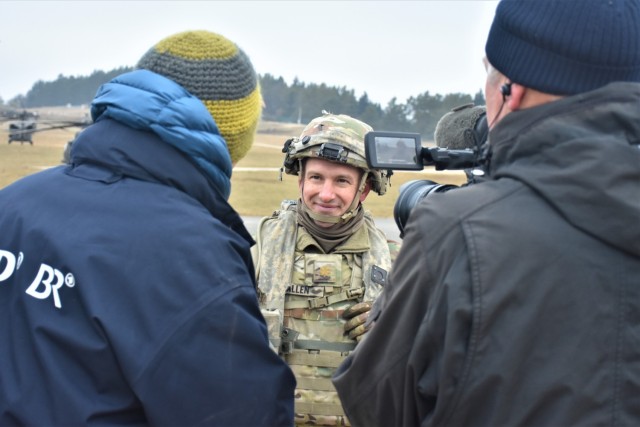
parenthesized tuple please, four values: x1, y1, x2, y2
(253, 112, 398, 426)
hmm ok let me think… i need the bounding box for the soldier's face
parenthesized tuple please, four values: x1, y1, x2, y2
(300, 158, 368, 227)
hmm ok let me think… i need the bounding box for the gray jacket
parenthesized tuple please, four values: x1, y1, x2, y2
(333, 82, 640, 427)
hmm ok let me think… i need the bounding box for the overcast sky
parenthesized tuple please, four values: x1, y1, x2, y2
(0, 1, 499, 106)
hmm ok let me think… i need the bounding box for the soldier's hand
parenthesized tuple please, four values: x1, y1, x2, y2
(343, 302, 372, 342)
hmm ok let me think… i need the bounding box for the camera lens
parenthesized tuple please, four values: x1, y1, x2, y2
(394, 179, 457, 238)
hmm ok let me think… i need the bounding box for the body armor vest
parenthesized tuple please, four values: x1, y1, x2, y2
(254, 205, 392, 425)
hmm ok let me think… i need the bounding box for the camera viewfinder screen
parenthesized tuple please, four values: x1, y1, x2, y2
(365, 131, 423, 170)
(374, 136, 418, 166)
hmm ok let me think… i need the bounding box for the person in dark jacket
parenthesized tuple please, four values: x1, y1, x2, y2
(0, 30, 295, 426)
(332, 1, 640, 426)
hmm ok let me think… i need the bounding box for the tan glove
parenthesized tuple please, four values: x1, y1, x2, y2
(343, 301, 372, 342)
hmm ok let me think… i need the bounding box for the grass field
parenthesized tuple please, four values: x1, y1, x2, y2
(0, 110, 468, 218)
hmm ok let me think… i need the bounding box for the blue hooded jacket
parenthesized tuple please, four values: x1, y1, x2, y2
(91, 69, 234, 200)
(0, 70, 295, 426)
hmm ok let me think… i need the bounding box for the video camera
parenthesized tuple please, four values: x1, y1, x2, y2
(364, 104, 489, 237)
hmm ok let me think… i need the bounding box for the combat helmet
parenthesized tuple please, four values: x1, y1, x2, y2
(281, 111, 389, 196)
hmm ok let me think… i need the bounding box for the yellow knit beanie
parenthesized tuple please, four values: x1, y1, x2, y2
(137, 30, 261, 164)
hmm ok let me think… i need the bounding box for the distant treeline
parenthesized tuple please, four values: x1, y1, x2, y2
(9, 68, 133, 110)
(7, 68, 485, 139)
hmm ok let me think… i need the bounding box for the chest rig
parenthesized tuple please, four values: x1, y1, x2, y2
(283, 246, 365, 350)
(254, 204, 391, 424)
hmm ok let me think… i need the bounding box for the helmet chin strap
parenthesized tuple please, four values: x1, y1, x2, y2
(302, 172, 369, 225)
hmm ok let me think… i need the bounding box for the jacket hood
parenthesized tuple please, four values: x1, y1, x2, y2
(90, 69, 233, 200)
(489, 82, 640, 257)
(70, 117, 252, 244)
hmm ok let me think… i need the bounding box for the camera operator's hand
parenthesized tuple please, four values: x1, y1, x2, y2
(343, 301, 372, 342)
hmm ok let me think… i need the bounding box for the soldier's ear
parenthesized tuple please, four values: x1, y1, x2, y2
(359, 181, 372, 203)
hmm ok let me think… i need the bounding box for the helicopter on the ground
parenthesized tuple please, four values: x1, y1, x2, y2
(1, 107, 90, 145)
(6, 110, 39, 144)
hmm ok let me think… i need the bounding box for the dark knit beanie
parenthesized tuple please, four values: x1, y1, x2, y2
(137, 30, 261, 164)
(485, 0, 640, 95)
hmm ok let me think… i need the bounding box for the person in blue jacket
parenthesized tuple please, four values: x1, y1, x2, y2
(0, 30, 295, 426)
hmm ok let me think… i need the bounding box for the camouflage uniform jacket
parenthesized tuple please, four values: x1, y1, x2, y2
(253, 204, 393, 425)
